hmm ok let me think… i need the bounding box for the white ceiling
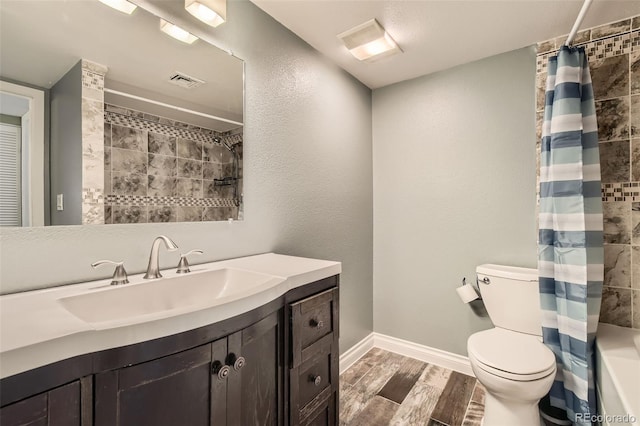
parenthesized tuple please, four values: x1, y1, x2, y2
(0, 0, 243, 130)
(0, 92, 29, 117)
(251, 0, 640, 89)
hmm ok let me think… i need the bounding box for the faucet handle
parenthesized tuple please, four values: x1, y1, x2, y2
(176, 250, 203, 274)
(92, 260, 129, 286)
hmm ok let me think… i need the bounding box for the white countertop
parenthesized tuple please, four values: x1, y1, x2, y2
(0, 253, 341, 378)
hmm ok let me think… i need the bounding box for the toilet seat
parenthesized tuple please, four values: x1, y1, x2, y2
(468, 328, 556, 382)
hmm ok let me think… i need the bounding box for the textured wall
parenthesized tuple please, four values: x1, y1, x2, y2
(0, 0, 373, 354)
(536, 16, 640, 329)
(372, 47, 538, 356)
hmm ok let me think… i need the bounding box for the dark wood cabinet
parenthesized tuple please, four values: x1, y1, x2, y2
(289, 288, 339, 426)
(0, 379, 91, 426)
(227, 310, 282, 425)
(94, 343, 214, 426)
(94, 311, 282, 426)
(0, 275, 338, 426)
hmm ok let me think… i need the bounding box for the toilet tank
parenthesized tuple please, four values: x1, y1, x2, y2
(476, 264, 542, 336)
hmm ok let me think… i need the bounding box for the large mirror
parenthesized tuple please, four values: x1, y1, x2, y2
(0, 0, 244, 227)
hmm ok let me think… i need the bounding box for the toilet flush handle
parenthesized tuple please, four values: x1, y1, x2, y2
(478, 276, 491, 285)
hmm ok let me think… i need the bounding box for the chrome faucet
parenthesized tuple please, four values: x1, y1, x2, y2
(143, 236, 178, 279)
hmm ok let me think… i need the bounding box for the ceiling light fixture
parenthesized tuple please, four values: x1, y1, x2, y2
(185, 0, 226, 27)
(160, 19, 199, 44)
(337, 19, 402, 62)
(97, 0, 137, 15)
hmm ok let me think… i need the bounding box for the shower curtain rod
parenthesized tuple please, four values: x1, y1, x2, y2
(564, 0, 593, 46)
(103, 88, 244, 127)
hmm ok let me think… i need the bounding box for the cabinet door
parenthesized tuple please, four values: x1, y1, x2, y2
(94, 342, 222, 426)
(0, 380, 86, 426)
(227, 310, 282, 426)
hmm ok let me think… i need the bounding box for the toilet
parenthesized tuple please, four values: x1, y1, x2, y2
(467, 264, 556, 426)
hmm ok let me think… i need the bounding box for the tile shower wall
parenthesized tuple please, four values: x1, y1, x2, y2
(536, 16, 640, 329)
(103, 104, 242, 224)
(81, 60, 107, 225)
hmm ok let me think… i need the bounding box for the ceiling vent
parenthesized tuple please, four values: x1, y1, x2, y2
(168, 71, 205, 89)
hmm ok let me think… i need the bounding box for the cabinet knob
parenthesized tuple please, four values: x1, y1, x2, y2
(233, 356, 246, 371)
(218, 365, 230, 380)
(309, 375, 322, 386)
(212, 361, 230, 380)
(309, 318, 324, 329)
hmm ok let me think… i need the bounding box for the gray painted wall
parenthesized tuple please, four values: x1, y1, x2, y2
(50, 62, 82, 226)
(372, 46, 538, 356)
(0, 0, 373, 354)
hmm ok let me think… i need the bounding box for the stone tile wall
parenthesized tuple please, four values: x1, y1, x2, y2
(536, 16, 640, 329)
(81, 60, 107, 225)
(103, 104, 242, 224)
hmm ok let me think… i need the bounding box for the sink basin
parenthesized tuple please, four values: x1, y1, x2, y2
(58, 268, 284, 326)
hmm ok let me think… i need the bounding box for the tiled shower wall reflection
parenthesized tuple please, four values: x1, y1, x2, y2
(103, 104, 242, 224)
(536, 16, 640, 329)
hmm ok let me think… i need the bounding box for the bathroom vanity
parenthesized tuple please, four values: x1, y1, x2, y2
(0, 254, 340, 426)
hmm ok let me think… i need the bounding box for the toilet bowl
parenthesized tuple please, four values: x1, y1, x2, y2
(468, 328, 556, 426)
(468, 264, 557, 426)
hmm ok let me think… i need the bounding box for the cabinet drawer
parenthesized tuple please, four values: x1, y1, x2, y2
(298, 342, 332, 408)
(291, 288, 338, 367)
(300, 389, 336, 426)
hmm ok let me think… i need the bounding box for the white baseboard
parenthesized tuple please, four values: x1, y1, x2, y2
(339, 333, 375, 374)
(340, 332, 474, 377)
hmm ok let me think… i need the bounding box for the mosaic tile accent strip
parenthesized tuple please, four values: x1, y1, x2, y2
(83, 188, 105, 204)
(105, 194, 237, 208)
(222, 133, 243, 146)
(601, 182, 640, 201)
(537, 31, 636, 74)
(105, 104, 214, 132)
(105, 111, 225, 145)
(81, 60, 107, 225)
(585, 32, 632, 59)
(105, 104, 224, 136)
(82, 70, 104, 91)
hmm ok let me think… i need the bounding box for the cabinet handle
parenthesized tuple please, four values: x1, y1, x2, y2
(233, 356, 246, 371)
(212, 361, 230, 380)
(309, 318, 324, 329)
(309, 375, 322, 386)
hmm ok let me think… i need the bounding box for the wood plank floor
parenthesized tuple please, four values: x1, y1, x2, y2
(339, 348, 485, 426)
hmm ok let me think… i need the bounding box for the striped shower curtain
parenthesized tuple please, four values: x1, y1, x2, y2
(538, 46, 603, 426)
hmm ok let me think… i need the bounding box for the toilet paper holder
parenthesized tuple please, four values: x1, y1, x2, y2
(456, 277, 481, 304)
(462, 277, 486, 290)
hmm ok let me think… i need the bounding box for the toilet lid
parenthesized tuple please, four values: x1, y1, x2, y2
(468, 328, 556, 377)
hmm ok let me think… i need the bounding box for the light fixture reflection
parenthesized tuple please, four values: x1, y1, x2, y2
(185, 0, 226, 28)
(338, 19, 402, 62)
(160, 19, 199, 44)
(97, 0, 137, 15)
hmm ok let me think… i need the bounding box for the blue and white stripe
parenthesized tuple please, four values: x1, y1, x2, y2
(538, 46, 603, 425)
